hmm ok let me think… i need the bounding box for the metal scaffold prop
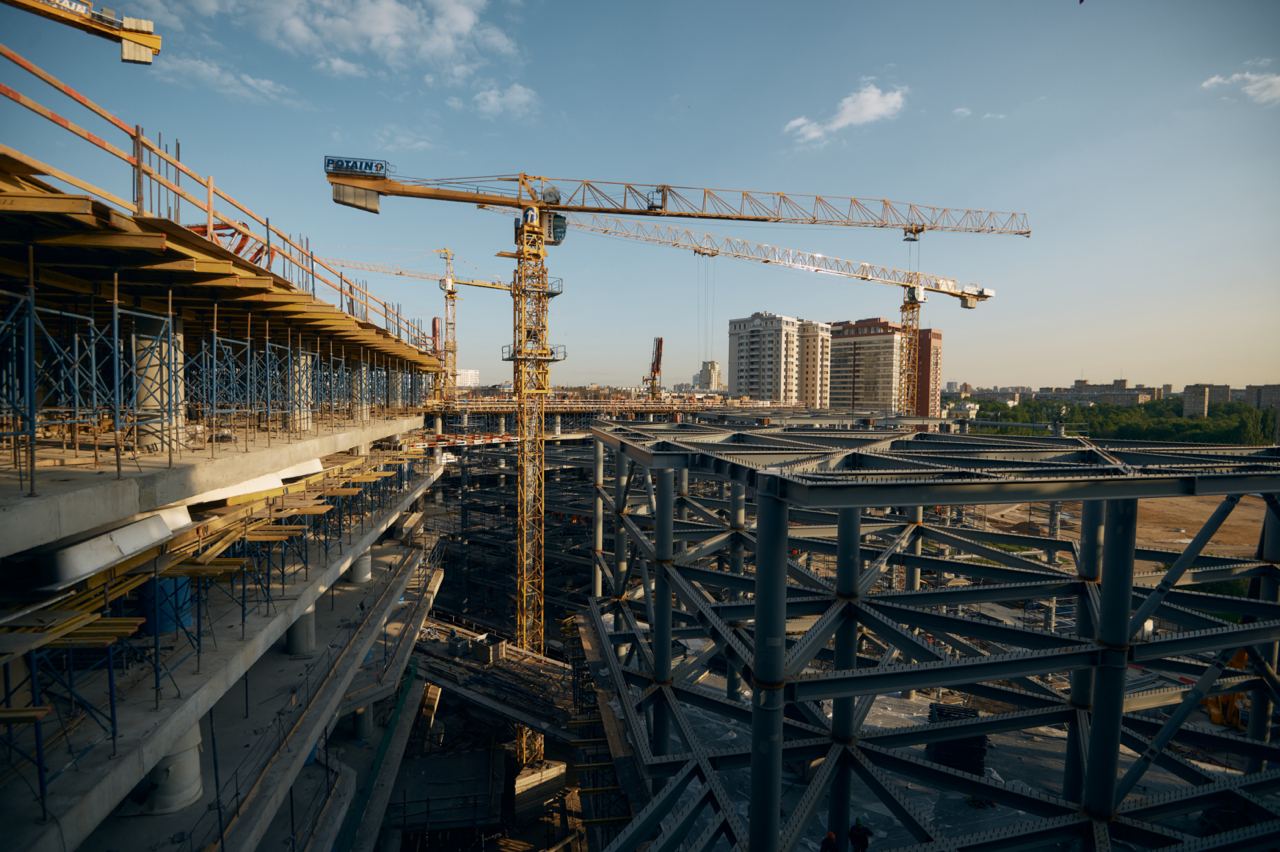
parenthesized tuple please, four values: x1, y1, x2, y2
(587, 422, 1280, 851)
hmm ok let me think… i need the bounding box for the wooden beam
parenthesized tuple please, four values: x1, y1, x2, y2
(38, 232, 167, 251)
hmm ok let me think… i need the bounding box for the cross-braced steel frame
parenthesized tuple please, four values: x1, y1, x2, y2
(588, 423, 1280, 851)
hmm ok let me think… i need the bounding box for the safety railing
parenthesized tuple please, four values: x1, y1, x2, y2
(0, 43, 431, 353)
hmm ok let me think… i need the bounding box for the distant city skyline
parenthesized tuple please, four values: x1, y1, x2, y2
(2, 2, 1276, 387)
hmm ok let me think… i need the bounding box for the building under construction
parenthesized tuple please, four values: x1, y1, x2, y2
(2, 15, 1280, 852)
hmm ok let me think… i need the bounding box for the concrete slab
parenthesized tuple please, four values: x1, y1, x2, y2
(0, 466, 440, 852)
(0, 415, 424, 559)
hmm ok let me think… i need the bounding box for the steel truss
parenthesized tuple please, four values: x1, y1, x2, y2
(587, 423, 1280, 851)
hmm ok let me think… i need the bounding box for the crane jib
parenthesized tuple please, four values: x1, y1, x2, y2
(324, 156, 389, 177)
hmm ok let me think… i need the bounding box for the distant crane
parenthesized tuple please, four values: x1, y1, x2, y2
(320, 253, 511, 403)
(643, 337, 663, 401)
(323, 165, 1029, 766)
(2, 0, 161, 63)
(565, 214, 997, 416)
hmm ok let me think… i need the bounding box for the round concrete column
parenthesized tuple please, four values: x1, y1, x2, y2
(134, 315, 185, 454)
(433, 414, 444, 435)
(553, 414, 562, 436)
(351, 551, 373, 585)
(146, 723, 203, 813)
(354, 704, 375, 741)
(286, 604, 316, 655)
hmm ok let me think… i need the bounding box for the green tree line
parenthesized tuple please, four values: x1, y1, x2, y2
(974, 397, 1277, 445)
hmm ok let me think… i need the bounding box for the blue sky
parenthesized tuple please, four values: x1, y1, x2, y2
(3, 1, 1278, 388)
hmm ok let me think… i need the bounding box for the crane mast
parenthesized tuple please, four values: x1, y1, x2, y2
(324, 161, 1026, 766)
(321, 253, 510, 404)
(644, 337, 663, 401)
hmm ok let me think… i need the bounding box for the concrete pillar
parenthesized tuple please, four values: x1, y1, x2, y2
(652, 469, 674, 763)
(1083, 499, 1138, 819)
(146, 723, 203, 813)
(1248, 500, 1280, 771)
(460, 412, 469, 429)
(134, 315, 184, 453)
(827, 507, 861, 849)
(433, 414, 444, 436)
(593, 439, 604, 598)
(290, 351, 314, 433)
(1064, 499, 1104, 802)
(726, 478, 746, 699)
(354, 704, 375, 741)
(749, 486, 788, 852)
(351, 551, 373, 585)
(352, 358, 370, 422)
(553, 414, 562, 436)
(646, 413, 654, 422)
(287, 604, 317, 655)
(388, 366, 403, 411)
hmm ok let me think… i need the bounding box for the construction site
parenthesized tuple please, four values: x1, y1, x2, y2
(1, 3, 1279, 851)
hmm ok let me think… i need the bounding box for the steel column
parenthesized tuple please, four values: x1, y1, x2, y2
(1064, 498, 1104, 801)
(749, 485, 788, 852)
(1248, 499, 1280, 772)
(653, 468, 674, 760)
(827, 507, 861, 850)
(593, 438, 604, 597)
(1082, 498, 1137, 819)
(727, 477, 746, 699)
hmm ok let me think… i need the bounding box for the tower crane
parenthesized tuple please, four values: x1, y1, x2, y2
(565, 214, 996, 416)
(2, 0, 161, 63)
(320, 253, 511, 403)
(323, 165, 1029, 765)
(644, 337, 663, 401)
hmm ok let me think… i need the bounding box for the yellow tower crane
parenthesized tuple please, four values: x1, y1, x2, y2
(2, 0, 161, 63)
(320, 252, 511, 403)
(323, 165, 1029, 765)
(565, 213, 997, 416)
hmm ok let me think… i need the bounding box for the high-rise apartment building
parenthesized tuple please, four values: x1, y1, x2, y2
(1182, 383, 1231, 418)
(830, 318, 942, 415)
(798, 320, 831, 408)
(728, 312, 829, 406)
(830, 318, 901, 412)
(692, 360, 725, 391)
(916, 328, 943, 418)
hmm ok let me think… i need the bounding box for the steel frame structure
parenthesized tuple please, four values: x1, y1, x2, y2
(588, 423, 1280, 851)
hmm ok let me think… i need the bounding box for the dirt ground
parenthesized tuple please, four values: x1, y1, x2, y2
(982, 494, 1267, 559)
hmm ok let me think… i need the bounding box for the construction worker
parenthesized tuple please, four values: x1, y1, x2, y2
(819, 831, 838, 852)
(849, 818, 873, 851)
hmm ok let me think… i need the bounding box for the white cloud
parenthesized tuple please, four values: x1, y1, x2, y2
(315, 56, 366, 77)
(1202, 70, 1280, 105)
(952, 107, 972, 118)
(158, 56, 302, 107)
(783, 82, 906, 144)
(445, 96, 465, 110)
(982, 112, 1006, 120)
(374, 124, 432, 152)
(473, 82, 537, 118)
(174, 1, 516, 81)
(1244, 57, 1272, 68)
